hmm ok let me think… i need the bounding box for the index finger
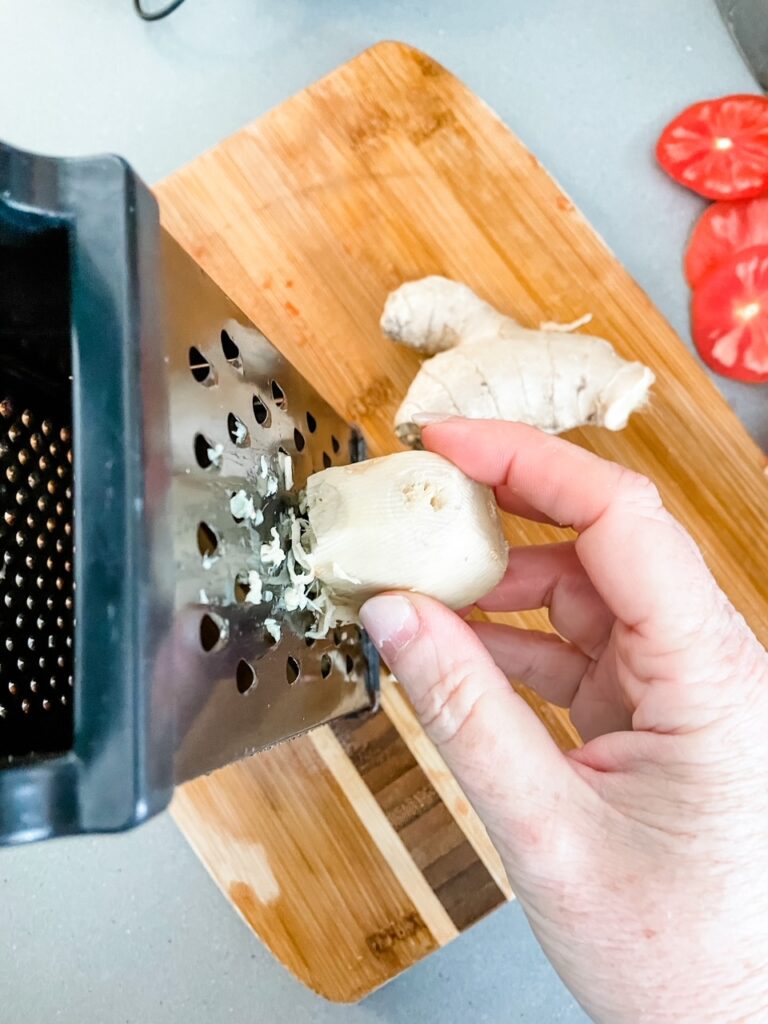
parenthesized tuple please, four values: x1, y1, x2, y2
(422, 419, 720, 638)
(423, 419, 624, 531)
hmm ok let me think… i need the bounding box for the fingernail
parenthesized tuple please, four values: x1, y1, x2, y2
(360, 595, 420, 664)
(411, 412, 454, 426)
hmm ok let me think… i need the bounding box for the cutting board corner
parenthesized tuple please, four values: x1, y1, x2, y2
(352, 38, 456, 77)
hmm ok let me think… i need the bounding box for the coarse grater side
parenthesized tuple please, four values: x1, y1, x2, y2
(0, 140, 379, 845)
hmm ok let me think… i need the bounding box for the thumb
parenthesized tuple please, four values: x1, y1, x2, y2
(360, 593, 585, 865)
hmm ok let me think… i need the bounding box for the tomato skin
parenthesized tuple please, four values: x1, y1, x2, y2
(657, 94, 768, 200)
(684, 198, 768, 287)
(691, 244, 768, 383)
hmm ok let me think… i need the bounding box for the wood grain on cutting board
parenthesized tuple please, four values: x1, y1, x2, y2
(157, 41, 768, 1002)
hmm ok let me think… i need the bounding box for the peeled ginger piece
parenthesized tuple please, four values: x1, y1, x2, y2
(304, 451, 507, 622)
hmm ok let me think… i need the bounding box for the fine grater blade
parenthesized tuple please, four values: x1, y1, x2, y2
(162, 234, 378, 783)
(0, 206, 75, 759)
(0, 389, 75, 753)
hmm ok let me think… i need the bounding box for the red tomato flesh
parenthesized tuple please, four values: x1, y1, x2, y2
(691, 245, 768, 382)
(657, 95, 768, 200)
(685, 198, 768, 287)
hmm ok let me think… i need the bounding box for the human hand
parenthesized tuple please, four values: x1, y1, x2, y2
(360, 420, 768, 1024)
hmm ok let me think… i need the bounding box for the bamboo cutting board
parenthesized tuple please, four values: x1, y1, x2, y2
(156, 42, 768, 1002)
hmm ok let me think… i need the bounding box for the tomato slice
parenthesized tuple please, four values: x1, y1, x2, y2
(691, 245, 768, 382)
(657, 95, 768, 200)
(684, 198, 768, 287)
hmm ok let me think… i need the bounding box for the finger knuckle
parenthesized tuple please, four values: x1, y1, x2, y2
(418, 660, 483, 747)
(616, 468, 663, 512)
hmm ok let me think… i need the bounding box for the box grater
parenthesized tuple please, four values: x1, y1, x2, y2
(0, 141, 378, 845)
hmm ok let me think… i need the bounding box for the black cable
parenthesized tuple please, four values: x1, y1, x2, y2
(133, 0, 188, 21)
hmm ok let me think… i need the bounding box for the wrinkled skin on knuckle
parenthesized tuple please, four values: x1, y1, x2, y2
(613, 471, 714, 590)
(708, 638, 768, 763)
(707, 607, 768, 698)
(414, 658, 486, 746)
(624, 597, 768, 740)
(614, 468, 664, 515)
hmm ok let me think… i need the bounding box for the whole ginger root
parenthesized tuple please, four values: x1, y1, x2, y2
(381, 276, 655, 446)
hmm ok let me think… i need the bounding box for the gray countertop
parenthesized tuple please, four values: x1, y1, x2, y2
(0, 2, 763, 1022)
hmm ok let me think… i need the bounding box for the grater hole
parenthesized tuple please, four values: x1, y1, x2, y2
(252, 395, 271, 427)
(196, 521, 218, 559)
(304, 636, 316, 648)
(188, 346, 215, 386)
(194, 433, 219, 471)
(264, 626, 278, 647)
(221, 329, 242, 370)
(236, 659, 257, 695)
(270, 379, 287, 410)
(333, 627, 342, 646)
(321, 654, 332, 679)
(322, 451, 332, 469)
(345, 654, 355, 676)
(293, 428, 306, 453)
(227, 412, 250, 447)
(200, 613, 227, 653)
(306, 411, 317, 434)
(331, 435, 341, 455)
(234, 574, 251, 603)
(286, 656, 300, 685)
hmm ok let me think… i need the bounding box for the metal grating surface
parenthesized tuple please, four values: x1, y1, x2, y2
(0, 229, 376, 780)
(164, 235, 376, 782)
(0, 398, 74, 758)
